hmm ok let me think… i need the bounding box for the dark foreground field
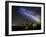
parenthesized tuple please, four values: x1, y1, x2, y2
(12, 25, 41, 31)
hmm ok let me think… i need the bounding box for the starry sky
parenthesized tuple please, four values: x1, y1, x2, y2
(12, 6, 41, 26)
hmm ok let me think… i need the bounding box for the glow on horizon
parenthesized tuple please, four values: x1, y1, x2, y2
(23, 11, 40, 23)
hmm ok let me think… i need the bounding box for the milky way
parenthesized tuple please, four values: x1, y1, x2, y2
(18, 7, 40, 23)
(12, 6, 41, 26)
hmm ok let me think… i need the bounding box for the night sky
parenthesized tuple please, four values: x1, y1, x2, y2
(12, 6, 41, 26)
